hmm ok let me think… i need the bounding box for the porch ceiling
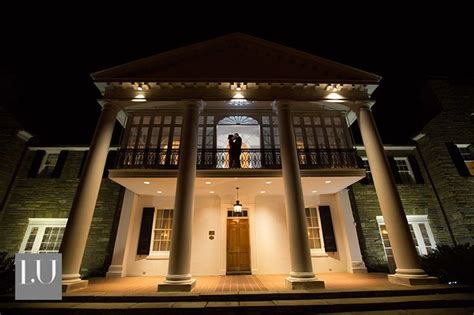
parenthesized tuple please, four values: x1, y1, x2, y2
(110, 175, 363, 204)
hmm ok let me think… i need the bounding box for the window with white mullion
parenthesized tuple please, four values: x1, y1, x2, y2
(305, 207, 325, 253)
(20, 218, 67, 254)
(394, 157, 416, 184)
(376, 215, 436, 273)
(150, 209, 173, 255)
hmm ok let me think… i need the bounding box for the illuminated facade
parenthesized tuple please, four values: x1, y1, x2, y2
(1, 34, 472, 293)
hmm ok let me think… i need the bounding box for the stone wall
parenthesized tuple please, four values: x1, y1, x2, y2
(350, 149, 453, 272)
(0, 149, 123, 278)
(416, 80, 474, 245)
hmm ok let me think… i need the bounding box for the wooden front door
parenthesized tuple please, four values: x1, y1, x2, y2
(226, 219, 251, 274)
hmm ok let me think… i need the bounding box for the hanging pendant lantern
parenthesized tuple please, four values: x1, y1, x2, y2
(233, 187, 242, 213)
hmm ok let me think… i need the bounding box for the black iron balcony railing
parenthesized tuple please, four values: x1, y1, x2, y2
(115, 148, 361, 170)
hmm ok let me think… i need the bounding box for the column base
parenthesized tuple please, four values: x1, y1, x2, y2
(62, 280, 88, 293)
(350, 261, 368, 273)
(285, 277, 325, 290)
(388, 274, 439, 286)
(106, 265, 125, 278)
(157, 279, 196, 292)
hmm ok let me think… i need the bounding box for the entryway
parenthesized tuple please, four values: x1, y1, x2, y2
(226, 218, 251, 274)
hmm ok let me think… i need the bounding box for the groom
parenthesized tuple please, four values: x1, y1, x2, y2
(232, 133, 242, 168)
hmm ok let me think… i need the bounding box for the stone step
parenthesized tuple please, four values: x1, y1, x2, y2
(1, 293, 474, 314)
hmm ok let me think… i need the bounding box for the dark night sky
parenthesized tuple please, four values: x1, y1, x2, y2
(3, 12, 473, 146)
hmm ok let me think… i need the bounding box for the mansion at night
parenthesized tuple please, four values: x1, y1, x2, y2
(0, 33, 472, 293)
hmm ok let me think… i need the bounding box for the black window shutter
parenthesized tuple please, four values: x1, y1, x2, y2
(319, 206, 337, 252)
(137, 207, 155, 255)
(52, 151, 68, 178)
(388, 157, 402, 184)
(408, 155, 424, 184)
(78, 150, 89, 178)
(446, 142, 470, 177)
(103, 150, 117, 178)
(28, 150, 45, 178)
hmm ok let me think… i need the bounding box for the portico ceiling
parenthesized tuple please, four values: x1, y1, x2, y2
(110, 176, 363, 204)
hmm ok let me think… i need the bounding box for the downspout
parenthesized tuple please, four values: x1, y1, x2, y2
(415, 142, 457, 246)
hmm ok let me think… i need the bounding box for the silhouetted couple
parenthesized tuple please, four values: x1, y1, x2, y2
(228, 133, 242, 168)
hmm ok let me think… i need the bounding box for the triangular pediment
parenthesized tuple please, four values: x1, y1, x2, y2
(92, 33, 380, 84)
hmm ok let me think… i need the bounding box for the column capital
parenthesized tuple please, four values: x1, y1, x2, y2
(348, 100, 375, 113)
(272, 99, 293, 112)
(98, 100, 123, 112)
(181, 99, 205, 111)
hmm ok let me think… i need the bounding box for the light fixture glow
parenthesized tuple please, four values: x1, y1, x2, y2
(326, 92, 343, 99)
(312, 190, 318, 193)
(132, 94, 147, 102)
(260, 191, 266, 194)
(157, 190, 162, 194)
(144, 181, 150, 185)
(233, 92, 244, 99)
(205, 181, 212, 185)
(382, 229, 389, 235)
(236, 87, 241, 91)
(233, 187, 242, 213)
(265, 181, 272, 184)
(209, 191, 215, 194)
(137, 86, 143, 91)
(324, 180, 332, 184)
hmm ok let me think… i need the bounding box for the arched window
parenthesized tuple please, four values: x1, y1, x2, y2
(218, 116, 259, 125)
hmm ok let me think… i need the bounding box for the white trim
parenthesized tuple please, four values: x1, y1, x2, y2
(19, 218, 68, 253)
(376, 215, 436, 256)
(16, 130, 34, 142)
(412, 133, 426, 141)
(455, 144, 471, 149)
(355, 145, 416, 151)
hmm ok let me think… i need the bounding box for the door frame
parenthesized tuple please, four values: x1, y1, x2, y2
(225, 211, 252, 275)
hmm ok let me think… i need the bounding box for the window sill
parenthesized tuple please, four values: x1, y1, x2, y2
(146, 253, 170, 260)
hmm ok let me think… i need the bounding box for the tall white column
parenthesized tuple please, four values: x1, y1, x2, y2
(60, 103, 120, 292)
(106, 189, 137, 278)
(275, 100, 325, 290)
(357, 104, 437, 286)
(158, 100, 200, 292)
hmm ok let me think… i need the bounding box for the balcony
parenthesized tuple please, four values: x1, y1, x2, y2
(115, 148, 361, 170)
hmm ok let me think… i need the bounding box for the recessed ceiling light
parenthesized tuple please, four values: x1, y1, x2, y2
(144, 181, 150, 185)
(157, 191, 162, 194)
(265, 181, 272, 184)
(324, 180, 332, 184)
(260, 191, 266, 194)
(312, 190, 318, 193)
(209, 191, 215, 194)
(205, 181, 212, 185)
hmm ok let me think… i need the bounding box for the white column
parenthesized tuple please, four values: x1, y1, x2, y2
(158, 100, 200, 292)
(275, 100, 325, 290)
(357, 104, 437, 286)
(335, 189, 367, 273)
(106, 189, 138, 278)
(60, 103, 120, 292)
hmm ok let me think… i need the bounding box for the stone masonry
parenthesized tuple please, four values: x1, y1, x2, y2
(0, 149, 123, 278)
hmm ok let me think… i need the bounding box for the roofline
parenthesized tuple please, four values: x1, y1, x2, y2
(92, 32, 381, 83)
(93, 78, 380, 84)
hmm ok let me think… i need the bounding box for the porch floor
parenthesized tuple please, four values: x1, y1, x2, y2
(65, 272, 449, 296)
